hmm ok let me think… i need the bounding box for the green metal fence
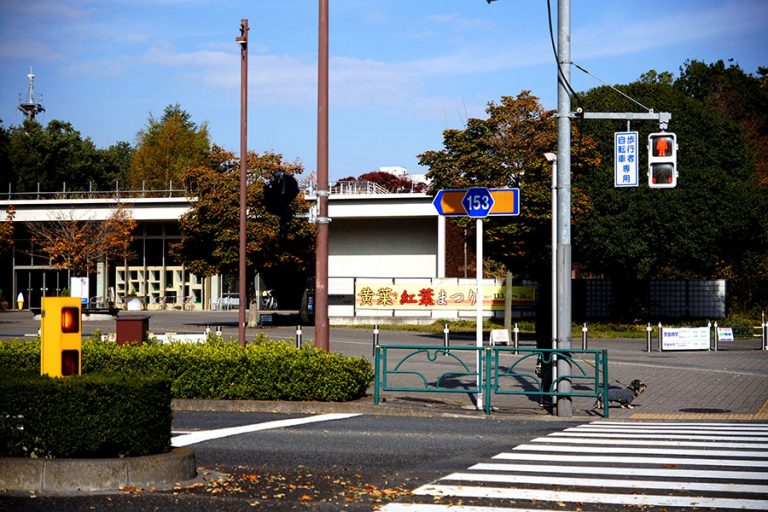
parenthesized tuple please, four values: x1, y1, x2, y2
(373, 345, 609, 417)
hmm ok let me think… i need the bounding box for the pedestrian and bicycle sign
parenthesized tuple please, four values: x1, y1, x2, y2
(433, 188, 520, 217)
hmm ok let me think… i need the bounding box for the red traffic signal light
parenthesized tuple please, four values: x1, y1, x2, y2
(648, 132, 677, 188)
(61, 307, 80, 333)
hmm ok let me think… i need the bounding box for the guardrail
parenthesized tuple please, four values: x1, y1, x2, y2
(373, 345, 609, 417)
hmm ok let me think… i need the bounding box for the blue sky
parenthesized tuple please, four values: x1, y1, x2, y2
(1, 0, 766, 181)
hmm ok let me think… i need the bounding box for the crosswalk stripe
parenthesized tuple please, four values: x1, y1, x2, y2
(469, 462, 768, 480)
(566, 426, 768, 435)
(415, 484, 768, 510)
(551, 431, 768, 441)
(380, 504, 569, 512)
(386, 421, 768, 511)
(590, 421, 768, 428)
(531, 435, 768, 449)
(170, 413, 360, 447)
(441, 471, 768, 494)
(492, 452, 768, 467)
(512, 443, 768, 457)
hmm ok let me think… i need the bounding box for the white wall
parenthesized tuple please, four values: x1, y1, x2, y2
(329, 217, 437, 278)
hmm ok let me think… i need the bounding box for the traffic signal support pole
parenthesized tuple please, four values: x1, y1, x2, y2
(555, 0, 573, 417)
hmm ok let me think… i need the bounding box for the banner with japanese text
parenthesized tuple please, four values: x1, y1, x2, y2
(355, 282, 535, 311)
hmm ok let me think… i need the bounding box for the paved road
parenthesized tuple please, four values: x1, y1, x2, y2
(1, 412, 575, 511)
(383, 420, 768, 511)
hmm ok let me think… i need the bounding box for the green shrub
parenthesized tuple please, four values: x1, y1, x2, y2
(0, 336, 373, 402)
(0, 372, 171, 458)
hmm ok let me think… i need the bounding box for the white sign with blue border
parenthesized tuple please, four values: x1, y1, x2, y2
(614, 131, 639, 187)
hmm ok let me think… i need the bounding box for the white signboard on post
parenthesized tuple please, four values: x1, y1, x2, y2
(70, 277, 89, 305)
(662, 327, 710, 351)
(615, 131, 639, 187)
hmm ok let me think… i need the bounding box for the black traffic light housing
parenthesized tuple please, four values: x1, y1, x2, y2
(264, 172, 300, 219)
(648, 132, 678, 188)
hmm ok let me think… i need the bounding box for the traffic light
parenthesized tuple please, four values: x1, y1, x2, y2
(648, 132, 678, 188)
(40, 297, 82, 377)
(264, 172, 300, 219)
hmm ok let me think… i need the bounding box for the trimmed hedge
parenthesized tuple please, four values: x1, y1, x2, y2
(0, 336, 373, 402)
(0, 373, 171, 458)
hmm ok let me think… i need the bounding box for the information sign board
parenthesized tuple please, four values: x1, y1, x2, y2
(615, 131, 639, 187)
(662, 327, 710, 351)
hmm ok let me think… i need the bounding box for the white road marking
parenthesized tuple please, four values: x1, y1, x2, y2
(551, 431, 768, 441)
(415, 484, 768, 510)
(511, 443, 768, 457)
(171, 413, 360, 447)
(469, 462, 768, 480)
(589, 421, 768, 429)
(380, 505, 570, 512)
(492, 452, 768, 467)
(566, 426, 768, 436)
(379, 503, 567, 512)
(441, 472, 768, 494)
(531, 435, 768, 449)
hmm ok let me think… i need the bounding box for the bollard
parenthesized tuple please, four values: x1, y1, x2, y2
(215, 326, 222, 338)
(581, 323, 588, 350)
(763, 311, 767, 351)
(204, 325, 211, 338)
(443, 323, 450, 353)
(712, 321, 717, 352)
(646, 323, 652, 352)
(296, 325, 303, 348)
(372, 324, 380, 357)
(657, 322, 663, 351)
(513, 323, 520, 354)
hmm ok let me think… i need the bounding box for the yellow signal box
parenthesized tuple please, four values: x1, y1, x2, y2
(41, 297, 82, 377)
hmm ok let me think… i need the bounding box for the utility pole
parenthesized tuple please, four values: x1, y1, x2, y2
(555, 0, 572, 417)
(315, 0, 330, 352)
(236, 19, 249, 348)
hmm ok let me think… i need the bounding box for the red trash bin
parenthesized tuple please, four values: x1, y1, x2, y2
(115, 315, 150, 346)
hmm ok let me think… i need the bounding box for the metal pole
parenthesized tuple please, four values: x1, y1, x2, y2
(315, 0, 330, 352)
(476, 218, 484, 410)
(646, 322, 652, 352)
(296, 325, 303, 348)
(555, 0, 572, 417)
(237, 19, 249, 348)
(372, 324, 379, 356)
(443, 323, 450, 351)
(513, 322, 519, 354)
(581, 323, 588, 350)
(712, 321, 717, 351)
(658, 322, 663, 351)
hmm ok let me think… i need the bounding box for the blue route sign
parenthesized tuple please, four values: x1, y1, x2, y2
(462, 187, 494, 218)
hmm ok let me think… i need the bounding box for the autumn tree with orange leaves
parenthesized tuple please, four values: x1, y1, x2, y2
(175, 146, 315, 308)
(419, 91, 600, 280)
(25, 205, 136, 276)
(0, 205, 14, 256)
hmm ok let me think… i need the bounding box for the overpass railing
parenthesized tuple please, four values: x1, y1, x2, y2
(373, 345, 609, 417)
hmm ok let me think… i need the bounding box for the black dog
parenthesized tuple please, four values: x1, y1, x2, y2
(594, 379, 647, 409)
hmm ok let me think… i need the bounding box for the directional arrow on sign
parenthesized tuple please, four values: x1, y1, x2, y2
(433, 188, 520, 217)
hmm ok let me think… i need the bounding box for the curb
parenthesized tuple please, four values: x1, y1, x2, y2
(0, 447, 196, 496)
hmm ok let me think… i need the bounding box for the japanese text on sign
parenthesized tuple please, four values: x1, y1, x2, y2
(615, 131, 639, 187)
(355, 282, 536, 311)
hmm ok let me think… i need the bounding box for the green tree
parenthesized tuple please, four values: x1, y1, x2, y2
(418, 91, 600, 279)
(675, 59, 768, 185)
(0, 119, 129, 193)
(174, 146, 315, 308)
(130, 104, 210, 190)
(574, 76, 768, 311)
